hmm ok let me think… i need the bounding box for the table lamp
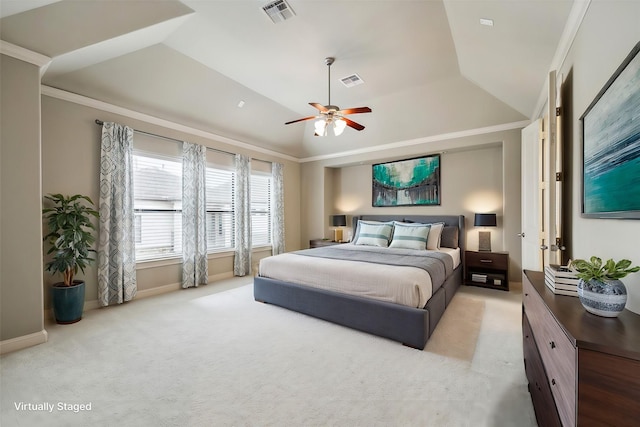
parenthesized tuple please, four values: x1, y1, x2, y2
(331, 214, 347, 242)
(474, 213, 497, 252)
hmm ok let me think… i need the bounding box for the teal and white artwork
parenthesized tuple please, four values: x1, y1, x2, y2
(372, 155, 440, 207)
(581, 42, 640, 219)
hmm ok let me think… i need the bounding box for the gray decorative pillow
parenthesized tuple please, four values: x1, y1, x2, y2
(440, 226, 459, 249)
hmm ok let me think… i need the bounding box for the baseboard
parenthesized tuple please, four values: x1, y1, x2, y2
(0, 329, 48, 355)
(79, 271, 237, 311)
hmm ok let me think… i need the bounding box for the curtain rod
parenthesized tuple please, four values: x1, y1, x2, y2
(94, 119, 248, 159)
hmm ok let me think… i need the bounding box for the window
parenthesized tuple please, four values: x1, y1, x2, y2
(206, 166, 234, 251)
(251, 172, 272, 247)
(132, 140, 271, 261)
(132, 150, 182, 261)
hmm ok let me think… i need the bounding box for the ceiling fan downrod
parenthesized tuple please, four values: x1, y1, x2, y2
(326, 57, 335, 109)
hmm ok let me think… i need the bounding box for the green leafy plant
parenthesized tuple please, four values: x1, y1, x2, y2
(43, 194, 99, 286)
(572, 256, 640, 282)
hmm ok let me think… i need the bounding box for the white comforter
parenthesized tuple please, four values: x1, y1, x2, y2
(258, 244, 460, 308)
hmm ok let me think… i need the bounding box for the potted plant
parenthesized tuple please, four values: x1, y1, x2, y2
(572, 256, 640, 317)
(43, 194, 99, 324)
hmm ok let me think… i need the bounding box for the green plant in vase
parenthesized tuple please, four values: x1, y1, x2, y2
(43, 193, 99, 323)
(571, 256, 640, 317)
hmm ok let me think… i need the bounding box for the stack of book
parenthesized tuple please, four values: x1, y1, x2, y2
(471, 273, 487, 283)
(544, 264, 579, 296)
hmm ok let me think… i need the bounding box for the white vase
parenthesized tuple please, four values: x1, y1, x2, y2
(577, 278, 627, 318)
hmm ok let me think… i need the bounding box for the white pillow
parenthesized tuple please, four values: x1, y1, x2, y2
(426, 222, 444, 250)
(354, 222, 393, 247)
(389, 222, 430, 250)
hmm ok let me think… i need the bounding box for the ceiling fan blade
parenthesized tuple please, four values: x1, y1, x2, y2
(342, 117, 365, 131)
(285, 116, 317, 125)
(338, 107, 372, 115)
(309, 102, 329, 112)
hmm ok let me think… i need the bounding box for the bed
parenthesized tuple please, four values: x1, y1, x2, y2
(253, 214, 465, 349)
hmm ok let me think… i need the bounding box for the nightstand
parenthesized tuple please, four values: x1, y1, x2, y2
(465, 250, 509, 291)
(309, 239, 345, 248)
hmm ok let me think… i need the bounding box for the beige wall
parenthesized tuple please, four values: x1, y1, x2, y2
(300, 129, 523, 281)
(0, 55, 45, 342)
(556, 1, 640, 313)
(41, 95, 301, 308)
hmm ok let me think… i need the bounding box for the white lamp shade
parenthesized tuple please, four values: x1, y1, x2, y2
(314, 119, 327, 136)
(333, 118, 346, 136)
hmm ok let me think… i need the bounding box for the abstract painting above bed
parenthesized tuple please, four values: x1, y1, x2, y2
(372, 155, 441, 207)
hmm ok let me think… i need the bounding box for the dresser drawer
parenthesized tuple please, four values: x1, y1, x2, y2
(523, 314, 562, 427)
(465, 251, 508, 269)
(524, 279, 576, 427)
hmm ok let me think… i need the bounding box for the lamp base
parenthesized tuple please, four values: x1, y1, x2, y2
(478, 231, 492, 252)
(334, 228, 343, 243)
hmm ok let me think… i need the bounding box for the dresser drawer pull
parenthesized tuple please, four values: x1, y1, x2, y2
(551, 378, 556, 386)
(480, 259, 493, 263)
(549, 341, 556, 349)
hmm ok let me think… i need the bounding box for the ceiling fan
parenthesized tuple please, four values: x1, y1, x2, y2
(285, 57, 372, 136)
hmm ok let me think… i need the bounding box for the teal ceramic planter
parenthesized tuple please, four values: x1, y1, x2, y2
(51, 280, 85, 324)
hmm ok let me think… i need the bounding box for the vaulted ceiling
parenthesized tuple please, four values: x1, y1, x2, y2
(1, 0, 576, 159)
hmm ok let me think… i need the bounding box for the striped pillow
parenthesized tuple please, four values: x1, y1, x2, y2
(354, 221, 393, 247)
(389, 222, 430, 250)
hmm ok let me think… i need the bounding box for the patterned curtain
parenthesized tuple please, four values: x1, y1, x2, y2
(98, 122, 137, 306)
(182, 142, 208, 288)
(271, 162, 285, 255)
(234, 154, 251, 276)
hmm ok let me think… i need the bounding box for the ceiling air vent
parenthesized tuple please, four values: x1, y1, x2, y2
(340, 74, 364, 88)
(262, 0, 296, 23)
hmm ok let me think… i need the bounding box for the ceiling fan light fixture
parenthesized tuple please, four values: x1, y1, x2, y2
(285, 57, 371, 134)
(314, 119, 328, 136)
(314, 117, 346, 137)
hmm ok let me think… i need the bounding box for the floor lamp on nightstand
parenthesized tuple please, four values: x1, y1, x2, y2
(474, 213, 497, 252)
(331, 214, 347, 242)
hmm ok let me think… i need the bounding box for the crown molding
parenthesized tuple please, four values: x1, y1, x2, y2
(0, 40, 51, 70)
(299, 120, 531, 163)
(531, 0, 591, 119)
(41, 86, 530, 165)
(41, 85, 299, 163)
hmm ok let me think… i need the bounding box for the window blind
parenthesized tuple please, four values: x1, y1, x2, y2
(132, 140, 272, 260)
(132, 150, 183, 260)
(206, 167, 234, 250)
(251, 173, 272, 247)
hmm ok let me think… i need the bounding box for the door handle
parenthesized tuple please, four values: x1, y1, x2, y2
(517, 232, 525, 238)
(540, 245, 549, 250)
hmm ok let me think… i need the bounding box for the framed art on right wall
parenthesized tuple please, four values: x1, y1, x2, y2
(580, 41, 640, 219)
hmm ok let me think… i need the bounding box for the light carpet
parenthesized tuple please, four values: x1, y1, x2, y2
(424, 295, 485, 361)
(1, 279, 537, 427)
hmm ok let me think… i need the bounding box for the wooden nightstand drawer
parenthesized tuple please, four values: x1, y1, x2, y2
(464, 251, 509, 291)
(466, 251, 508, 269)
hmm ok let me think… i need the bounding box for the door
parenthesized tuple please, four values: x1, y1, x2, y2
(546, 71, 563, 266)
(521, 119, 544, 271)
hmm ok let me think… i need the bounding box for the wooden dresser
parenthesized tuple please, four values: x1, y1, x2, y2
(522, 270, 640, 427)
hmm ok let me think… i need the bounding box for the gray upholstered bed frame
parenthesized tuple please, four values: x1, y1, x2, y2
(254, 214, 465, 349)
